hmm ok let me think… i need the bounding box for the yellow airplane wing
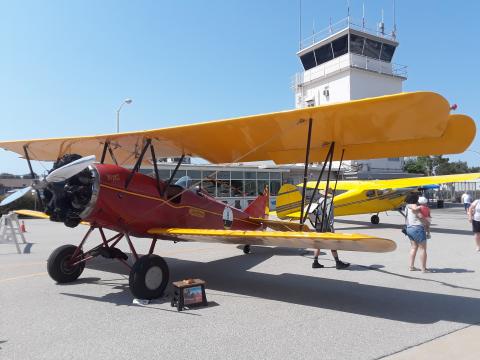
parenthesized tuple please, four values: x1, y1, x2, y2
(13, 209, 90, 225)
(0, 92, 470, 165)
(148, 228, 396, 253)
(14, 209, 50, 219)
(305, 171, 480, 190)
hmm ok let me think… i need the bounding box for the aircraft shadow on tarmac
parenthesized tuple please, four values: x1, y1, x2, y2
(335, 219, 473, 236)
(57, 246, 480, 325)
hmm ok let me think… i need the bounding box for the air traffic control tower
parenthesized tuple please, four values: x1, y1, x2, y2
(293, 17, 408, 179)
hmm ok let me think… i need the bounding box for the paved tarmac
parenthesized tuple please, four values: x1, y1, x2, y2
(1, 207, 479, 360)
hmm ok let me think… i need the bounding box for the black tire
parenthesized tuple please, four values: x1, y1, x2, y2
(243, 245, 251, 254)
(47, 245, 85, 283)
(129, 255, 169, 300)
(371, 215, 380, 225)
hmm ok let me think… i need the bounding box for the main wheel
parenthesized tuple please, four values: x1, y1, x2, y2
(371, 215, 380, 225)
(243, 245, 251, 254)
(129, 255, 169, 300)
(47, 245, 85, 283)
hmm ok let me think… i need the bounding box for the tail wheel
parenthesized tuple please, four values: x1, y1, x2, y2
(371, 215, 380, 225)
(47, 245, 85, 283)
(129, 255, 169, 300)
(243, 245, 251, 254)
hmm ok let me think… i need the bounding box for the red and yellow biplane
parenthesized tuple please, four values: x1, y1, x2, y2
(0, 91, 475, 299)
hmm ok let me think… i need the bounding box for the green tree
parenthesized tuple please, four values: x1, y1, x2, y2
(404, 156, 478, 175)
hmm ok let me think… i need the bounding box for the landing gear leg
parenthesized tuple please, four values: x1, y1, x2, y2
(243, 245, 251, 254)
(371, 214, 380, 225)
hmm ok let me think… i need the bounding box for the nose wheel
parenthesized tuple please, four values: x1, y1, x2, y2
(370, 214, 380, 225)
(129, 254, 170, 300)
(243, 245, 251, 254)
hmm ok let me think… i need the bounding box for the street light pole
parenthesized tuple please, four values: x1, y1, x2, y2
(116, 98, 133, 133)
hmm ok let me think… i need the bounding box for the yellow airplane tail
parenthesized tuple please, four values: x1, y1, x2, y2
(276, 184, 302, 220)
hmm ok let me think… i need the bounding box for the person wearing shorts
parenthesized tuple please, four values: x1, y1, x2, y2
(467, 199, 480, 252)
(404, 193, 430, 272)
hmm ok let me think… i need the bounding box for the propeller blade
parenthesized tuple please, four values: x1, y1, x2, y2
(0, 186, 33, 207)
(46, 155, 96, 183)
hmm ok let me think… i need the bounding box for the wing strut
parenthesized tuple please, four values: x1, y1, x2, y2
(165, 154, 185, 188)
(100, 141, 118, 165)
(22, 145, 43, 209)
(302, 142, 335, 224)
(150, 143, 162, 196)
(319, 142, 336, 231)
(299, 118, 313, 225)
(125, 139, 151, 189)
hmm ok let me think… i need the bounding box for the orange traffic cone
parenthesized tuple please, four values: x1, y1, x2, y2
(20, 221, 26, 233)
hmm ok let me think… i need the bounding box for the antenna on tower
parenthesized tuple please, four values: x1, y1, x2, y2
(299, 0, 302, 50)
(362, 2, 365, 29)
(392, 0, 397, 40)
(378, 8, 385, 35)
(347, 0, 351, 23)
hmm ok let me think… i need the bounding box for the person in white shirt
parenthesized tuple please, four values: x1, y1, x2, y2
(404, 193, 430, 272)
(461, 192, 472, 212)
(467, 198, 480, 251)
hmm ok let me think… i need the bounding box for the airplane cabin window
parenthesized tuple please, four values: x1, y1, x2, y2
(366, 190, 376, 198)
(174, 176, 192, 189)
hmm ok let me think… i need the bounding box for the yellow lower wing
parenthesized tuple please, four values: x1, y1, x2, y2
(148, 228, 396, 253)
(14, 209, 50, 219)
(14, 209, 89, 225)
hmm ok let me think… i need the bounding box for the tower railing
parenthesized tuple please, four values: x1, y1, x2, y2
(292, 53, 407, 89)
(300, 17, 396, 51)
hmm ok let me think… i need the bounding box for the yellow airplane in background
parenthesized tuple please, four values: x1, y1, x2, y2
(276, 173, 480, 224)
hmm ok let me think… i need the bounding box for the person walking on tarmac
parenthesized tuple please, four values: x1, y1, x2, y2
(309, 187, 350, 270)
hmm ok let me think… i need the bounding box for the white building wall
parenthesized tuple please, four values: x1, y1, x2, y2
(349, 69, 403, 99)
(296, 70, 351, 108)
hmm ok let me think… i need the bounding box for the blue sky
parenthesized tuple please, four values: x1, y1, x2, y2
(0, 0, 479, 174)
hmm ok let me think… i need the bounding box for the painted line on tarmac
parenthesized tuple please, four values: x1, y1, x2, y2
(0, 261, 46, 270)
(0, 272, 47, 283)
(0, 247, 215, 283)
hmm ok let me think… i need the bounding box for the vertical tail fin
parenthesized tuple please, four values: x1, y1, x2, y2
(276, 184, 302, 220)
(245, 185, 269, 219)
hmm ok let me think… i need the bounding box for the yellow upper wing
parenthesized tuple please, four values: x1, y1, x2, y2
(305, 172, 480, 191)
(0, 92, 471, 165)
(148, 228, 397, 253)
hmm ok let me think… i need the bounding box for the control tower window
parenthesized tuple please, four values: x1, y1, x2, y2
(332, 35, 348, 58)
(314, 43, 333, 65)
(350, 34, 365, 55)
(300, 51, 316, 70)
(380, 43, 396, 62)
(363, 38, 382, 59)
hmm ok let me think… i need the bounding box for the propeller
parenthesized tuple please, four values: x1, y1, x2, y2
(0, 186, 33, 207)
(0, 155, 96, 207)
(46, 155, 96, 183)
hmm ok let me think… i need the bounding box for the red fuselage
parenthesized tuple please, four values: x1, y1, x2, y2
(82, 164, 262, 237)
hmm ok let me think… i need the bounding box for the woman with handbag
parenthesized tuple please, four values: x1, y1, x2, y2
(404, 193, 430, 273)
